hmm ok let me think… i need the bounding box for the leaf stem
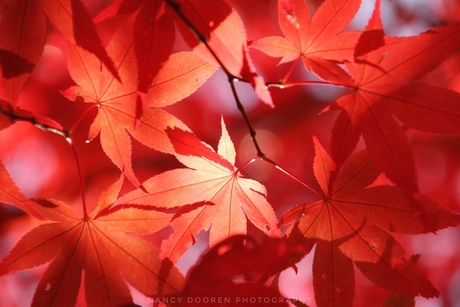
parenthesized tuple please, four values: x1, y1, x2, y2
(261, 156, 323, 197)
(282, 57, 301, 83)
(68, 104, 97, 134)
(266, 80, 343, 89)
(69, 142, 88, 218)
(233, 75, 353, 91)
(234, 158, 257, 175)
(236, 155, 323, 196)
(1, 106, 89, 216)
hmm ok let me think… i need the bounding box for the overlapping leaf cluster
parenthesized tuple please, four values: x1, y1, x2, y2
(1, 0, 460, 306)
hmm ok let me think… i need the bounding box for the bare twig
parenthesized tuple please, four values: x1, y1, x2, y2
(0, 108, 71, 142)
(229, 79, 265, 157)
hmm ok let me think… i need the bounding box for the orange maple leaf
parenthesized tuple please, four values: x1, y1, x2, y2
(0, 176, 183, 306)
(63, 15, 217, 187)
(116, 119, 281, 263)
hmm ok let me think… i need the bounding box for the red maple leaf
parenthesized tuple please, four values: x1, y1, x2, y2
(1, 0, 460, 305)
(63, 15, 217, 187)
(251, 0, 361, 83)
(0, 0, 119, 105)
(0, 175, 184, 306)
(92, 0, 178, 122)
(281, 136, 460, 306)
(168, 0, 273, 107)
(160, 235, 311, 306)
(325, 0, 460, 192)
(116, 119, 281, 263)
(133, 0, 175, 93)
(0, 0, 46, 105)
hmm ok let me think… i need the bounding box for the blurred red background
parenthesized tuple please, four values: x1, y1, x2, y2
(1, 0, 460, 306)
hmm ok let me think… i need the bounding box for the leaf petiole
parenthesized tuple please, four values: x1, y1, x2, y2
(282, 57, 301, 83)
(233, 158, 257, 176)
(68, 103, 98, 134)
(69, 141, 88, 218)
(261, 156, 323, 197)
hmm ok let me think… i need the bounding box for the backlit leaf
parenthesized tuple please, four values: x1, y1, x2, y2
(116, 120, 281, 262)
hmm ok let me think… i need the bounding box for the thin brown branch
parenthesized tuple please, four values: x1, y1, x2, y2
(0, 108, 71, 142)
